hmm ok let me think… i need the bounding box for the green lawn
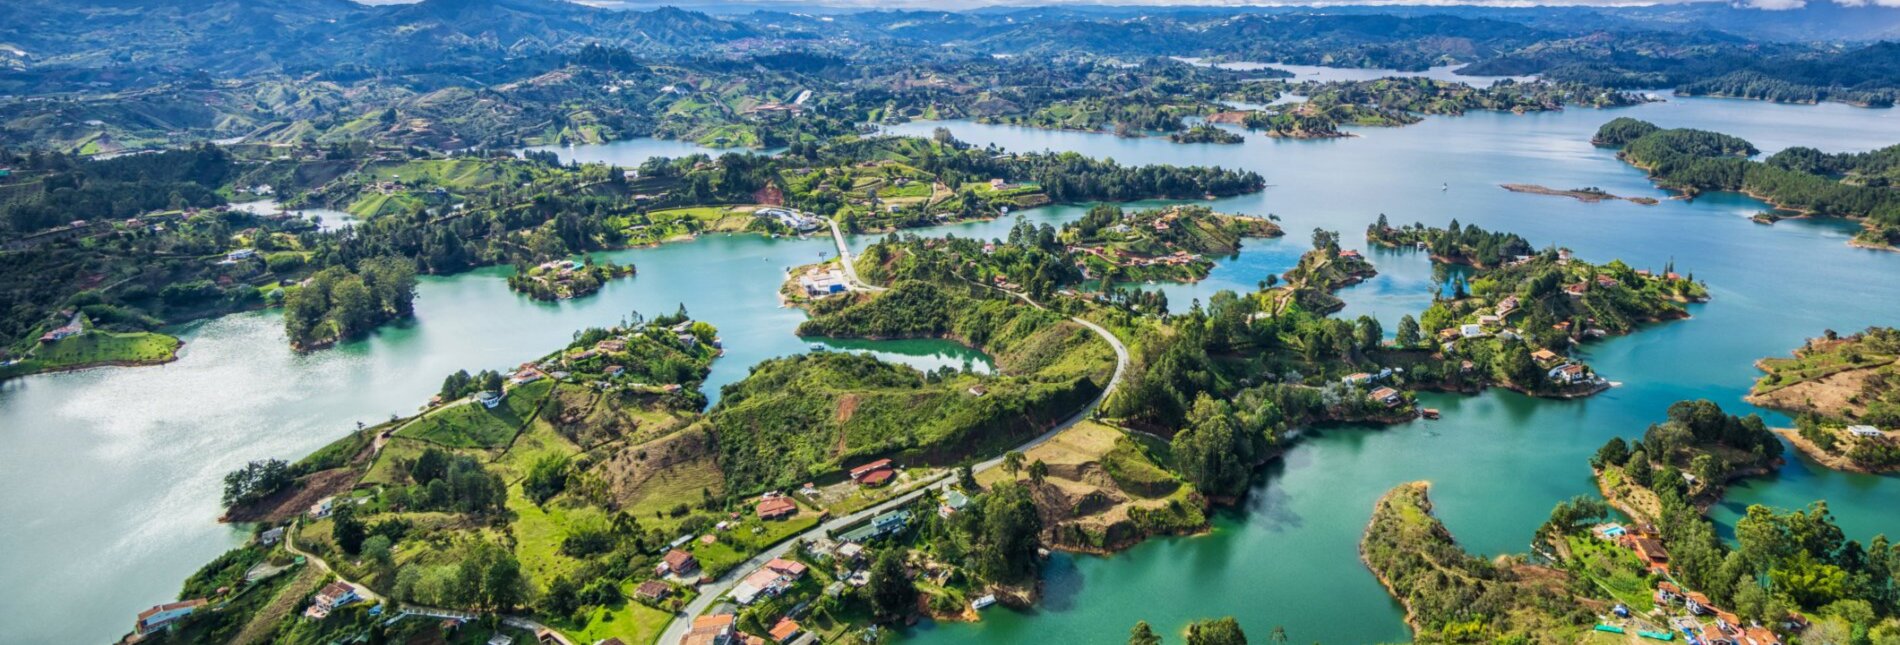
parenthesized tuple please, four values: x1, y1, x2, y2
(547, 584, 677, 645)
(397, 379, 552, 449)
(2, 330, 180, 379)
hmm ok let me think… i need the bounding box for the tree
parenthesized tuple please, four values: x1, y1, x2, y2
(362, 535, 394, 571)
(1128, 621, 1162, 645)
(221, 458, 292, 507)
(974, 482, 1043, 583)
(1003, 451, 1025, 476)
(1592, 437, 1631, 469)
(1027, 460, 1049, 484)
(1172, 395, 1256, 499)
(524, 454, 571, 506)
(332, 502, 367, 555)
(1353, 315, 1383, 352)
(1395, 315, 1421, 348)
(1625, 450, 1654, 488)
(1186, 617, 1248, 645)
(869, 549, 917, 621)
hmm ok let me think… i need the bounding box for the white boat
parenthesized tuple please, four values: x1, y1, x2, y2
(971, 594, 997, 610)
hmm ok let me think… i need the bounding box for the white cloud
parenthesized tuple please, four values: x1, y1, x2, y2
(1737, 0, 1806, 9)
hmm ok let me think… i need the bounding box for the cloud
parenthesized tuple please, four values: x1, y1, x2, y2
(1737, 0, 1806, 9)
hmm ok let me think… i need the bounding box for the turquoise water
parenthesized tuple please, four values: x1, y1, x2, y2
(4, 91, 1900, 644)
(884, 94, 1900, 643)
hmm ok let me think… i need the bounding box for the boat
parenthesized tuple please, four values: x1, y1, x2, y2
(1421, 408, 1440, 419)
(810, 343, 827, 351)
(971, 594, 997, 610)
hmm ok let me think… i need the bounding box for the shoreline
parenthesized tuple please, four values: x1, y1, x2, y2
(1770, 427, 1899, 474)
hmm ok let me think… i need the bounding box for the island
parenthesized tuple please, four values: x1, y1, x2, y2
(1501, 183, 1660, 205)
(1367, 219, 1708, 398)
(1747, 327, 1900, 472)
(1065, 204, 1284, 283)
(507, 256, 636, 301)
(1169, 124, 1246, 144)
(1594, 117, 1900, 252)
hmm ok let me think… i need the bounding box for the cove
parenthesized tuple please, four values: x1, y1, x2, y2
(4, 91, 1900, 644)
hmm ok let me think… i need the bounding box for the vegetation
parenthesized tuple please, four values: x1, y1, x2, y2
(1597, 118, 1900, 250)
(1361, 482, 1596, 643)
(1750, 328, 1900, 471)
(716, 280, 1112, 492)
(1169, 125, 1245, 144)
(282, 257, 417, 350)
(507, 256, 635, 302)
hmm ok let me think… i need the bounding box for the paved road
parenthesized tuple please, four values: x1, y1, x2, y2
(824, 217, 886, 293)
(657, 261, 1131, 645)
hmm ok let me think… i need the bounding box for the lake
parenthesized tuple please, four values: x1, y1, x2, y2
(4, 87, 1900, 644)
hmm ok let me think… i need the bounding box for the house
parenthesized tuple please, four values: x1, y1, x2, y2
(658, 549, 699, 577)
(1595, 275, 1620, 288)
(1548, 364, 1589, 385)
(1458, 323, 1485, 339)
(477, 390, 504, 408)
(39, 313, 84, 343)
(314, 582, 360, 609)
(769, 618, 802, 643)
(989, 178, 1008, 190)
(1496, 296, 1519, 316)
(682, 613, 737, 645)
(136, 599, 207, 635)
(849, 459, 894, 482)
(634, 580, 671, 602)
(1847, 425, 1884, 438)
(596, 339, 626, 353)
(1531, 348, 1560, 364)
(604, 365, 626, 378)
(1368, 386, 1402, 407)
(939, 489, 971, 518)
(1564, 283, 1589, 297)
(859, 469, 895, 487)
(257, 526, 286, 546)
(836, 542, 866, 562)
(308, 496, 336, 519)
(1477, 315, 1501, 327)
(677, 333, 698, 349)
(733, 567, 789, 605)
(1339, 249, 1362, 259)
(226, 248, 258, 262)
(839, 510, 911, 543)
(511, 366, 546, 385)
(1624, 535, 1670, 571)
(304, 582, 360, 619)
(765, 558, 807, 580)
(756, 496, 798, 520)
(1342, 372, 1373, 386)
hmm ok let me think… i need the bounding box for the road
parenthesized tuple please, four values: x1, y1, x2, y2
(824, 217, 886, 293)
(658, 241, 1131, 645)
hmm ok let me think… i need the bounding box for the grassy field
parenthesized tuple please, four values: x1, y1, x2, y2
(2, 330, 181, 379)
(547, 583, 678, 645)
(397, 379, 552, 449)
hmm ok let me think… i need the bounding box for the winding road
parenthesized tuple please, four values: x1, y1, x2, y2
(656, 222, 1131, 645)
